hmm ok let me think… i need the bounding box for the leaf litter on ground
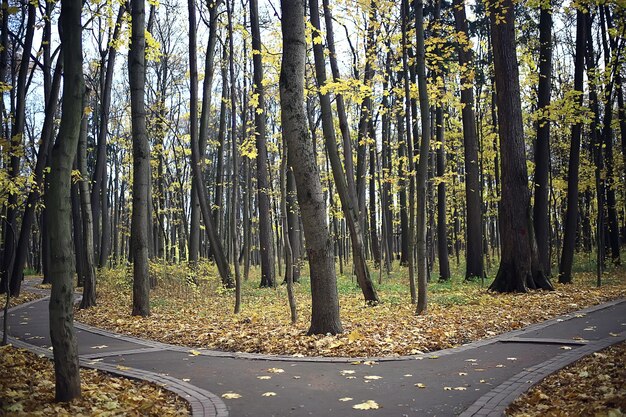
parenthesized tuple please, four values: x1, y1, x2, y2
(73, 263, 626, 358)
(0, 344, 189, 416)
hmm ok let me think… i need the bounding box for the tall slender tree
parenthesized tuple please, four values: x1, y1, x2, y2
(559, 8, 586, 284)
(250, 0, 275, 288)
(47, 0, 83, 400)
(452, 0, 484, 280)
(280, 0, 343, 334)
(533, 0, 553, 275)
(129, 0, 150, 316)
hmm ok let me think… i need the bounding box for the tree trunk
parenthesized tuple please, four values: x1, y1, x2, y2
(436, 106, 450, 281)
(280, 0, 342, 335)
(250, 0, 275, 288)
(129, 0, 150, 316)
(414, 0, 430, 314)
(533, 1, 553, 275)
(558, 9, 586, 284)
(309, 0, 378, 303)
(47, 0, 83, 400)
(188, 0, 233, 288)
(78, 103, 97, 309)
(452, 0, 484, 280)
(488, 0, 552, 293)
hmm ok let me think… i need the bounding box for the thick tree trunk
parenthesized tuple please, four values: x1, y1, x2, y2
(488, 0, 552, 293)
(281, 0, 342, 335)
(559, 9, 586, 284)
(47, 0, 83, 400)
(452, 0, 484, 280)
(129, 0, 150, 316)
(533, 2, 553, 275)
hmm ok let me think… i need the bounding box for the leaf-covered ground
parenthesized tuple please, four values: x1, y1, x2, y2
(0, 344, 190, 416)
(507, 341, 626, 416)
(73, 261, 626, 358)
(3, 290, 45, 309)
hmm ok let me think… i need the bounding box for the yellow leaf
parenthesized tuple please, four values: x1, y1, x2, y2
(339, 397, 353, 402)
(267, 368, 284, 373)
(353, 400, 379, 410)
(364, 375, 382, 380)
(222, 392, 242, 399)
(262, 392, 277, 397)
(188, 349, 202, 356)
(257, 376, 272, 380)
(415, 383, 426, 388)
(348, 330, 363, 342)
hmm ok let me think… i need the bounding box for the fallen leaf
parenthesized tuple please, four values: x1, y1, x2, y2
(353, 400, 380, 410)
(454, 386, 467, 391)
(267, 368, 284, 373)
(339, 397, 353, 402)
(221, 392, 242, 399)
(444, 387, 452, 391)
(188, 349, 201, 356)
(182, 378, 191, 382)
(560, 346, 573, 350)
(91, 345, 108, 349)
(415, 383, 426, 388)
(459, 372, 468, 376)
(340, 370, 355, 375)
(116, 365, 130, 371)
(257, 376, 271, 380)
(364, 375, 382, 380)
(262, 392, 277, 397)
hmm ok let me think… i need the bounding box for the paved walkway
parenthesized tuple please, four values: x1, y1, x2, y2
(2, 280, 625, 417)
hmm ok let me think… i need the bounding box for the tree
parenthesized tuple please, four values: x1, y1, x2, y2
(310, 0, 379, 303)
(415, 0, 430, 314)
(280, 0, 343, 335)
(129, 0, 151, 316)
(250, 0, 276, 288)
(487, 0, 553, 293)
(559, 8, 586, 284)
(452, 0, 484, 281)
(78, 98, 97, 309)
(46, 0, 83, 400)
(533, 0, 553, 275)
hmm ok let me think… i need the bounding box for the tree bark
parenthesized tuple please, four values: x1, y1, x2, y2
(533, 1, 553, 275)
(452, 0, 484, 280)
(78, 103, 97, 309)
(250, 0, 275, 288)
(47, 0, 83, 400)
(415, 0, 430, 314)
(558, 9, 586, 284)
(280, 0, 342, 335)
(129, 0, 150, 316)
(488, 0, 552, 293)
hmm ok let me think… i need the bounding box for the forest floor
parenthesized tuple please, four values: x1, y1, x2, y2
(506, 341, 626, 416)
(73, 260, 626, 358)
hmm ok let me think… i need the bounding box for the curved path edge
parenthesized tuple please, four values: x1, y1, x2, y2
(459, 330, 626, 417)
(2, 297, 227, 417)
